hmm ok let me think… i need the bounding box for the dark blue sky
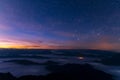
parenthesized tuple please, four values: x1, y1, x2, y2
(0, 0, 120, 50)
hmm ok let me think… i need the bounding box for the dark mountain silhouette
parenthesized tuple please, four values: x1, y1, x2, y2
(0, 64, 114, 80)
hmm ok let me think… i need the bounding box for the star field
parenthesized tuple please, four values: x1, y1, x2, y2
(0, 0, 120, 51)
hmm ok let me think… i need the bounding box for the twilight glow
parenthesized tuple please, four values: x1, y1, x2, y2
(0, 0, 120, 50)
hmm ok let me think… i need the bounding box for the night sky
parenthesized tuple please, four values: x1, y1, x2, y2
(0, 0, 120, 50)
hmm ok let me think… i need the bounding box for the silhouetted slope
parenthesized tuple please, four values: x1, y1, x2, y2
(0, 73, 16, 80)
(0, 64, 114, 80)
(45, 64, 114, 80)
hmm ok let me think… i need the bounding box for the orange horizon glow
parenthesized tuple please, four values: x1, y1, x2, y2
(0, 43, 119, 51)
(0, 37, 119, 50)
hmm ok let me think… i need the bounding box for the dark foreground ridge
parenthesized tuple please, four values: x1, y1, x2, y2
(0, 64, 114, 80)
